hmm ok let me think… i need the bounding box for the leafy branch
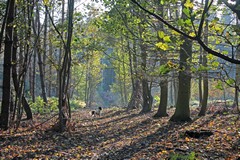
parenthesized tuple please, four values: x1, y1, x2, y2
(131, 0, 240, 64)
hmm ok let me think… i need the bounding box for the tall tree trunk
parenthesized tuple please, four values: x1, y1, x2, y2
(0, 0, 9, 53)
(27, 0, 35, 102)
(170, 0, 192, 122)
(0, 0, 15, 130)
(139, 24, 152, 114)
(30, 47, 36, 102)
(12, 29, 32, 120)
(85, 55, 90, 108)
(170, 39, 192, 122)
(122, 50, 128, 105)
(128, 40, 142, 110)
(235, 45, 240, 109)
(199, 8, 209, 116)
(153, 2, 168, 118)
(35, 3, 48, 104)
(199, 49, 203, 105)
(57, 0, 74, 132)
(234, 18, 240, 110)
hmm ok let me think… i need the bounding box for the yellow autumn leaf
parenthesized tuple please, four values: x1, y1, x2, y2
(76, 154, 81, 158)
(184, 0, 194, 8)
(158, 31, 165, 38)
(189, 32, 196, 37)
(167, 61, 174, 67)
(43, 0, 49, 6)
(163, 36, 171, 43)
(208, 121, 214, 127)
(185, 137, 190, 142)
(161, 150, 168, 154)
(156, 42, 169, 51)
(77, 146, 82, 150)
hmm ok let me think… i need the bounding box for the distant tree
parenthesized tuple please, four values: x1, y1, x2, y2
(33, 2, 48, 105)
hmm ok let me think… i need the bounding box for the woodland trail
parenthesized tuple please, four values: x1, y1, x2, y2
(0, 107, 239, 159)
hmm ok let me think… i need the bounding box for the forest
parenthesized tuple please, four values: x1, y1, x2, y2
(0, 0, 239, 159)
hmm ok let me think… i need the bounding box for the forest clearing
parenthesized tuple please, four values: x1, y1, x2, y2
(1, 0, 240, 159)
(0, 105, 239, 160)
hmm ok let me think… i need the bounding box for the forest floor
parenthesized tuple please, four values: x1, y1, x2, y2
(0, 105, 240, 160)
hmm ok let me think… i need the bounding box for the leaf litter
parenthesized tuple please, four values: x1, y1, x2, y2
(0, 107, 239, 159)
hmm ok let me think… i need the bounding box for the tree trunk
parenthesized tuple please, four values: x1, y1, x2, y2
(170, 36, 192, 122)
(139, 23, 152, 114)
(234, 18, 240, 109)
(0, 0, 15, 130)
(122, 50, 128, 105)
(170, 0, 192, 122)
(32, 3, 48, 104)
(12, 29, 32, 120)
(57, 0, 74, 132)
(140, 79, 152, 113)
(170, 64, 192, 122)
(235, 45, 240, 108)
(127, 40, 142, 110)
(153, 2, 168, 118)
(199, 9, 209, 116)
(198, 50, 203, 105)
(154, 79, 168, 118)
(0, 0, 9, 53)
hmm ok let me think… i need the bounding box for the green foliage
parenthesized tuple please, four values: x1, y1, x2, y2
(47, 97, 58, 111)
(70, 99, 86, 110)
(30, 96, 87, 114)
(215, 80, 224, 90)
(153, 95, 160, 105)
(29, 96, 46, 114)
(159, 64, 171, 75)
(29, 97, 58, 114)
(226, 78, 235, 86)
(169, 152, 197, 160)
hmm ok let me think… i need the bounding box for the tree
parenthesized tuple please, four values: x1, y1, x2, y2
(0, 0, 15, 130)
(33, 2, 48, 105)
(57, 0, 74, 132)
(153, 1, 169, 118)
(44, 0, 74, 131)
(170, 0, 193, 122)
(198, 5, 209, 116)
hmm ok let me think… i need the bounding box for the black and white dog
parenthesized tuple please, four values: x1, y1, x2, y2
(91, 107, 102, 117)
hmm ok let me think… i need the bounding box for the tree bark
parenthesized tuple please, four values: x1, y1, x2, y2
(127, 40, 142, 110)
(199, 8, 209, 116)
(0, 0, 15, 130)
(57, 0, 74, 132)
(154, 80, 168, 118)
(170, 37, 192, 120)
(141, 79, 152, 113)
(170, 0, 192, 122)
(33, 2, 48, 104)
(153, 2, 168, 118)
(139, 24, 152, 114)
(12, 29, 32, 120)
